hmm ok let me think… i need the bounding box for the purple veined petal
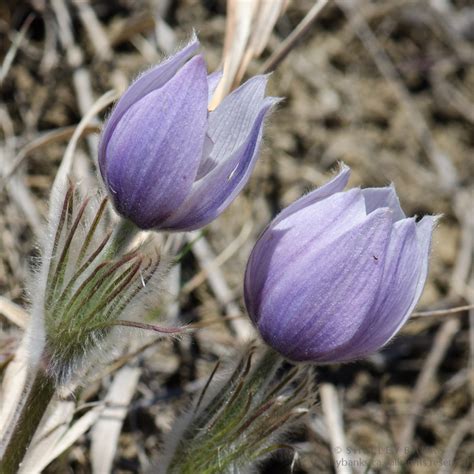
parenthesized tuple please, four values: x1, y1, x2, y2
(326, 217, 421, 361)
(377, 215, 435, 336)
(362, 184, 406, 221)
(268, 206, 391, 351)
(323, 215, 435, 361)
(244, 188, 368, 322)
(99, 36, 200, 176)
(256, 189, 368, 295)
(195, 135, 215, 180)
(271, 165, 351, 227)
(358, 215, 436, 356)
(206, 75, 270, 167)
(207, 70, 223, 103)
(412, 215, 437, 302)
(254, 208, 393, 362)
(159, 96, 278, 231)
(194, 75, 272, 182)
(104, 56, 209, 229)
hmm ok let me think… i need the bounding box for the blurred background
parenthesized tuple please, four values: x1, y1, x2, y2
(0, 0, 473, 472)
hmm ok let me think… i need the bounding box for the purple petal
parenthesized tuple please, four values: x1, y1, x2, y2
(328, 218, 421, 360)
(103, 56, 208, 228)
(206, 75, 270, 167)
(252, 208, 393, 362)
(99, 37, 199, 176)
(195, 75, 271, 182)
(413, 215, 436, 303)
(339, 215, 435, 359)
(245, 188, 368, 322)
(272, 165, 350, 227)
(195, 135, 215, 180)
(362, 184, 406, 221)
(159, 97, 278, 231)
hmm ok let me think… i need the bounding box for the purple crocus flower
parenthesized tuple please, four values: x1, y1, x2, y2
(99, 36, 278, 231)
(244, 166, 436, 363)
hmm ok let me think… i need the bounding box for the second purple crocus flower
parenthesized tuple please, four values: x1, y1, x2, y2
(99, 36, 278, 231)
(244, 166, 436, 363)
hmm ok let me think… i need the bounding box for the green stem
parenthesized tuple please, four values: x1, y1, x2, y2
(247, 346, 283, 389)
(0, 371, 55, 474)
(104, 218, 139, 259)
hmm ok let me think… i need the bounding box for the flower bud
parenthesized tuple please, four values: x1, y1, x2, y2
(159, 347, 314, 474)
(99, 36, 278, 231)
(244, 166, 436, 363)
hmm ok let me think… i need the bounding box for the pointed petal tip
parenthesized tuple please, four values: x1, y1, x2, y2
(186, 52, 206, 67)
(415, 214, 439, 246)
(259, 96, 283, 117)
(401, 215, 417, 227)
(335, 162, 351, 178)
(253, 72, 272, 82)
(159, 97, 272, 231)
(186, 30, 200, 49)
(236, 74, 270, 97)
(362, 182, 406, 221)
(416, 213, 441, 229)
(267, 95, 284, 107)
(270, 164, 352, 228)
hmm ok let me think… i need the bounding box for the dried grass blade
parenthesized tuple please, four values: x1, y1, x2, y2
(90, 366, 141, 474)
(0, 296, 29, 329)
(18, 401, 75, 474)
(49, 90, 116, 222)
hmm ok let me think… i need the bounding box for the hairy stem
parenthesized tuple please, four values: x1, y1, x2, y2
(0, 370, 55, 474)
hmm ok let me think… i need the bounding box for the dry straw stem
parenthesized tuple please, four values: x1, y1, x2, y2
(261, 0, 330, 73)
(104, 0, 177, 58)
(182, 221, 252, 295)
(90, 366, 141, 474)
(397, 317, 461, 460)
(210, 0, 289, 107)
(0, 296, 29, 329)
(0, 336, 30, 444)
(320, 383, 351, 474)
(451, 190, 474, 299)
(0, 106, 43, 236)
(411, 304, 474, 318)
(72, 0, 113, 61)
(187, 232, 254, 342)
(49, 90, 116, 218)
(0, 14, 34, 84)
(109, 13, 155, 47)
(51, 0, 100, 160)
(17, 401, 75, 474)
(18, 404, 104, 474)
(337, 0, 458, 192)
(1, 124, 100, 187)
(438, 407, 473, 474)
